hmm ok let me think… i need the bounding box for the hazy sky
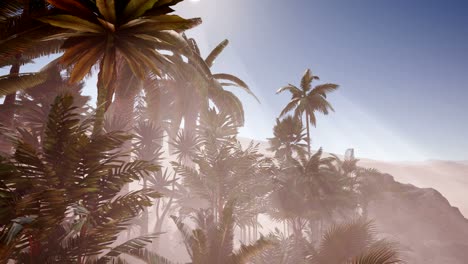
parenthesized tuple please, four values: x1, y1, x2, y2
(174, 0, 468, 161)
(1, 0, 467, 161)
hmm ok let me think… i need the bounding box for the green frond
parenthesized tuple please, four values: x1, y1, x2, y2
(213, 73, 259, 103)
(279, 99, 299, 117)
(300, 69, 319, 91)
(101, 233, 161, 259)
(0, 72, 48, 97)
(0, 25, 63, 66)
(123, 0, 160, 20)
(170, 215, 197, 258)
(205, 39, 229, 68)
(209, 88, 245, 126)
(231, 236, 273, 264)
(311, 219, 381, 264)
(125, 248, 176, 264)
(347, 241, 402, 264)
(43, 93, 81, 186)
(0, 1, 23, 21)
(276, 84, 302, 96)
(312, 83, 339, 98)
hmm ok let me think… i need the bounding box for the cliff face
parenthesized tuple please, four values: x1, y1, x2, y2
(367, 173, 468, 264)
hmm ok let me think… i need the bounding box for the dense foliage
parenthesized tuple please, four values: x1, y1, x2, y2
(0, 1, 404, 263)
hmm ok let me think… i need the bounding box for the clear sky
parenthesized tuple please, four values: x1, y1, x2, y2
(174, 0, 468, 161)
(1, 0, 467, 161)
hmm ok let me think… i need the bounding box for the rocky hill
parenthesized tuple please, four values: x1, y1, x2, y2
(239, 138, 468, 263)
(366, 173, 468, 264)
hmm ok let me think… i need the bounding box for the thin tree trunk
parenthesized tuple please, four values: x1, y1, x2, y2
(93, 69, 113, 135)
(141, 178, 148, 235)
(305, 112, 311, 156)
(3, 59, 21, 127)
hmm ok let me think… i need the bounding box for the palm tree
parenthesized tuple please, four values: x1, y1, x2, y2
(171, 203, 272, 264)
(165, 37, 258, 145)
(38, 0, 202, 134)
(172, 108, 272, 223)
(251, 219, 402, 264)
(310, 219, 402, 264)
(268, 148, 359, 240)
(268, 115, 307, 161)
(0, 0, 64, 126)
(276, 69, 339, 155)
(251, 228, 313, 264)
(0, 94, 164, 263)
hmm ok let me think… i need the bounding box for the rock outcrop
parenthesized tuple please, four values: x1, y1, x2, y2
(367, 173, 468, 264)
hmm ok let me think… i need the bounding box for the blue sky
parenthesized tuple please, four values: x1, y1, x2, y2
(174, 0, 468, 161)
(1, 0, 467, 161)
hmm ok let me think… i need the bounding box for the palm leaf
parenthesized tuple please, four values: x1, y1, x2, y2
(69, 44, 104, 83)
(102, 234, 160, 258)
(96, 0, 116, 24)
(123, 0, 159, 20)
(46, 0, 95, 19)
(205, 39, 229, 68)
(38, 15, 104, 33)
(348, 241, 402, 264)
(126, 248, 176, 264)
(300, 69, 318, 91)
(0, 25, 63, 65)
(312, 83, 339, 98)
(276, 84, 302, 96)
(0, 1, 23, 21)
(213, 73, 259, 103)
(231, 236, 273, 264)
(0, 72, 48, 96)
(279, 99, 299, 118)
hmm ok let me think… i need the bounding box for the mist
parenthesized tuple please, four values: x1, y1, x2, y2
(0, 1, 467, 264)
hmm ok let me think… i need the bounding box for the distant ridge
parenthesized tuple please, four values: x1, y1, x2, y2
(238, 137, 468, 217)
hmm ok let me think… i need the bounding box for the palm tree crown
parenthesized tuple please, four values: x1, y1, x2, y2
(39, 0, 202, 133)
(276, 69, 339, 154)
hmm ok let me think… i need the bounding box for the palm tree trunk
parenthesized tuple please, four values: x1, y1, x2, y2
(141, 178, 148, 235)
(93, 69, 113, 135)
(305, 112, 311, 156)
(2, 58, 21, 128)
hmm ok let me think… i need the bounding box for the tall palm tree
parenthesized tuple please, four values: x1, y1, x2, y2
(269, 148, 349, 239)
(38, 0, 202, 134)
(276, 69, 338, 154)
(268, 115, 307, 161)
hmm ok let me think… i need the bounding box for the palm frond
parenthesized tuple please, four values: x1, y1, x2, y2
(205, 39, 229, 68)
(231, 235, 273, 264)
(213, 73, 259, 103)
(0, 72, 48, 97)
(347, 241, 402, 264)
(125, 248, 176, 264)
(101, 233, 161, 259)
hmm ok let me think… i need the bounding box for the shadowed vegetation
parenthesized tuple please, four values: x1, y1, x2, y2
(0, 1, 406, 263)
